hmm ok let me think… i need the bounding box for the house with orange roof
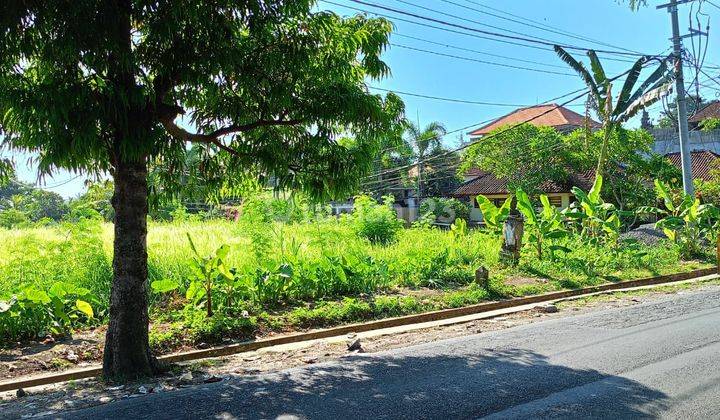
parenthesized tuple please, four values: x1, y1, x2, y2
(468, 103, 600, 138)
(455, 104, 600, 222)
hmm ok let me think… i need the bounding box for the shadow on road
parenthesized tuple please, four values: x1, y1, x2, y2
(69, 348, 669, 419)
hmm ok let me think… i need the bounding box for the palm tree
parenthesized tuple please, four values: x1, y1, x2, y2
(554, 46, 672, 182)
(405, 121, 447, 198)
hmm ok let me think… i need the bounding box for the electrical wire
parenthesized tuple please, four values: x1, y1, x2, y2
(391, 0, 603, 53)
(392, 32, 570, 70)
(368, 86, 585, 108)
(390, 43, 577, 76)
(321, 0, 639, 64)
(452, 0, 647, 55)
(347, 0, 656, 58)
(40, 175, 82, 189)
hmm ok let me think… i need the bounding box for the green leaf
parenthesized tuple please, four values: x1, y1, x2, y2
(476, 195, 498, 224)
(22, 289, 51, 304)
(516, 189, 537, 225)
(549, 245, 573, 254)
(587, 50, 609, 91)
(555, 46, 600, 99)
(588, 175, 603, 203)
(545, 230, 567, 239)
(278, 263, 294, 278)
(151, 279, 180, 293)
(218, 265, 234, 281)
(186, 233, 199, 257)
(613, 56, 647, 117)
(186, 281, 205, 302)
(48, 282, 70, 298)
(215, 244, 230, 261)
(75, 300, 94, 318)
(654, 179, 675, 212)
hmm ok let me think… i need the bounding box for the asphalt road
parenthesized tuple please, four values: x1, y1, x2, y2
(52, 288, 720, 419)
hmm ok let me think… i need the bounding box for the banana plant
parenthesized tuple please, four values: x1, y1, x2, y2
(555, 46, 672, 182)
(476, 195, 512, 234)
(637, 180, 719, 255)
(565, 175, 622, 243)
(516, 189, 570, 260)
(186, 234, 234, 317)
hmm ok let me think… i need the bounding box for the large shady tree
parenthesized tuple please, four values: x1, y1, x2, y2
(0, 1, 404, 379)
(554, 46, 672, 182)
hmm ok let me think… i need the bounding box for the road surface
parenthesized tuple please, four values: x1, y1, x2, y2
(53, 288, 720, 419)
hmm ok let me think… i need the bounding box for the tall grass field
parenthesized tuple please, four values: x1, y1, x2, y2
(0, 218, 709, 347)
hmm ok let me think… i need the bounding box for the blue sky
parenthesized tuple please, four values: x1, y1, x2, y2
(6, 0, 720, 198)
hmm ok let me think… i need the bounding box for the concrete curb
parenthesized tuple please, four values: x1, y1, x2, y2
(1, 267, 716, 393)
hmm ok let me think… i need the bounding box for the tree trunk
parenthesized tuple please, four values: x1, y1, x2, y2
(103, 158, 160, 380)
(596, 123, 612, 181)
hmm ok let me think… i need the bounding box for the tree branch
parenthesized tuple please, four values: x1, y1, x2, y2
(159, 117, 241, 156)
(159, 114, 304, 158)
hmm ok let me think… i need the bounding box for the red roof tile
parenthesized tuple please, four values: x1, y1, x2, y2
(665, 150, 720, 181)
(688, 102, 720, 123)
(469, 104, 600, 136)
(452, 169, 594, 196)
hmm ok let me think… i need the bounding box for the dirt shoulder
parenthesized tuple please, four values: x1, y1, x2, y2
(2, 277, 719, 419)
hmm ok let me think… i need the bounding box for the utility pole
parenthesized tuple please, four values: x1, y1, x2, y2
(658, 0, 705, 196)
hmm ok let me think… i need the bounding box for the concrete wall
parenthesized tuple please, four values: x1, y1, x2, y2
(650, 128, 720, 155)
(395, 205, 419, 225)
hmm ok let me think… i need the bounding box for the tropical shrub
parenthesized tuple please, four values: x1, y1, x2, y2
(516, 190, 570, 260)
(420, 197, 470, 223)
(638, 179, 719, 258)
(0, 282, 96, 344)
(0, 208, 30, 228)
(699, 117, 720, 131)
(565, 176, 621, 243)
(475, 195, 512, 233)
(348, 195, 403, 245)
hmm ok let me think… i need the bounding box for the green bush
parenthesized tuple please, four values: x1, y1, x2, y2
(699, 117, 720, 131)
(419, 197, 470, 223)
(0, 208, 30, 228)
(348, 195, 403, 245)
(0, 282, 97, 345)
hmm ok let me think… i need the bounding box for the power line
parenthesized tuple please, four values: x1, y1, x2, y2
(368, 86, 585, 108)
(347, 0, 654, 58)
(392, 32, 570, 69)
(40, 175, 82, 189)
(390, 43, 577, 76)
(390, 0, 603, 53)
(321, 0, 639, 64)
(451, 0, 646, 55)
(705, 0, 720, 11)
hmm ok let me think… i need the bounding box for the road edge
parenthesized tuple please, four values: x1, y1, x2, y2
(1, 267, 717, 392)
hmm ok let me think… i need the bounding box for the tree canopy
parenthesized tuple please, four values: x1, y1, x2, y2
(460, 124, 568, 195)
(554, 46, 671, 181)
(0, 1, 404, 200)
(460, 124, 679, 212)
(0, 1, 405, 379)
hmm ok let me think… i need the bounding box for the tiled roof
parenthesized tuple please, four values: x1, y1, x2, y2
(665, 150, 720, 181)
(463, 167, 485, 177)
(452, 169, 594, 196)
(688, 102, 720, 123)
(468, 104, 600, 136)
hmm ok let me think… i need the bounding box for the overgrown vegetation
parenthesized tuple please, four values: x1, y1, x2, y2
(0, 190, 713, 347)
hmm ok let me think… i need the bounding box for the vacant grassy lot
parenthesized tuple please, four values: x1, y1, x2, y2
(0, 218, 711, 348)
